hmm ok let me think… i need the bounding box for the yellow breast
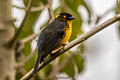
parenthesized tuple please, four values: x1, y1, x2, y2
(52, 20, 72, 53)
(60, 20, 72, 44)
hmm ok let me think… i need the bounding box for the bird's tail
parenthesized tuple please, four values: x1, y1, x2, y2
(33, 49, 42, 74)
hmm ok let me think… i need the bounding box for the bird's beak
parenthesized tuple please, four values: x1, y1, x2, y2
(69, 16, 75, 20)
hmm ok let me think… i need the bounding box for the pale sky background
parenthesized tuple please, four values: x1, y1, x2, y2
(12, 0, 120, 80)
(78, 0, 120, 80)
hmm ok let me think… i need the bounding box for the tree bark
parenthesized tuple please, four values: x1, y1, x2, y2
(0, 0, 15, 80)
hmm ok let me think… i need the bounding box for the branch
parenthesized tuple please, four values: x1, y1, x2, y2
(9, 0, 34, 46)
(12, 5, 25, 10)
(20, 14, 120, 80)
(21, 31, 41, 44)
(31, 5, 49, 12)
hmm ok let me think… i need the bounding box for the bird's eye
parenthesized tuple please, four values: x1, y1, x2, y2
(63, 16, 66, 18)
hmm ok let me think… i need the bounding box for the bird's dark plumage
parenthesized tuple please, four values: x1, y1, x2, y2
(33, 19, 66, 74)
(33, 12, 74, 74)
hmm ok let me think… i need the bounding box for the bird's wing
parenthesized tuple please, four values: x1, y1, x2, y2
(33, 20, 65, 74)
(33, 31, 47, 74)
(43, 21, 65, 54)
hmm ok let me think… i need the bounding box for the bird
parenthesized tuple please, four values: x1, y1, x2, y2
(33, 12, 75, 74)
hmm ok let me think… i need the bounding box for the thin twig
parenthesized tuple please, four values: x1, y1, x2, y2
(12, 5, 25, 9)
(21, 31, 41, 44)
(20, 14, 120, 80)
(31, 5, 49, 12)
(10, 0, 34, 46)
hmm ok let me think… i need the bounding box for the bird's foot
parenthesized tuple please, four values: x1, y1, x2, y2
(62, 43, 67, 51)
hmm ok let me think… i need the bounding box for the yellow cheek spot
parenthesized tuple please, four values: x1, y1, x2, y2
(63, 16, 66, 18)
(56, 14, 60, 18)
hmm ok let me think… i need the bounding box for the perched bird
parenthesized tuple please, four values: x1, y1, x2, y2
(33, 12, 75, 74)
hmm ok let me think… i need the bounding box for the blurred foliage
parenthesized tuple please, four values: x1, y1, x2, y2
(14, 0, 92, 79)
(59, 53, 84, 77)
(70, 19, 83, 41)
(16, 72, 23, 80)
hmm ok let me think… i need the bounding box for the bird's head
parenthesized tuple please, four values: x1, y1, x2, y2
(55, 12, 75, 21)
